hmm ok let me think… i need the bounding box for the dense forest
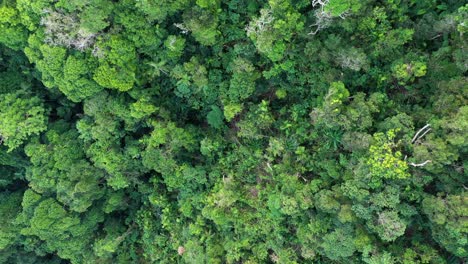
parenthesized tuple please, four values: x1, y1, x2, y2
(0, 0, 467, 263)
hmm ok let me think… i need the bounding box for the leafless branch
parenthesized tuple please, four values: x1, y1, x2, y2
(417, 128, 431, 142)
(311, 0, 329, 8)
(41, 9, 99, 51)
(308, 10, 332, 35)
(411, 124, 431, 144)
(174, 23, 190, 34)
(430, 33, 442, 40)
(246, 9, 274, 37)
(409, 160, 431, 167)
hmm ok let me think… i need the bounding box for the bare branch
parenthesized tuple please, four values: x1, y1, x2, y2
(308, 10, 332, 35)
(411, 124, 431, 144)
(41, 9, 98, 51)
(246, 9, 274, 37)
(311, 0, 329, 8)
(409, 160, 431, 167)
(174, 23, 190, 34)
(416, 128, 432, 142)
(430, 33, 442, 40)
(339, 11, 350, 19)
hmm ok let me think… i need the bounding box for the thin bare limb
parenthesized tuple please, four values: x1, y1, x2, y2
(409, 160, 432, 167)
(430, 33, 442, 40)
(416, 128, 432, 142)
(411, 124, 431, 144)
(311, 0, 329, 8)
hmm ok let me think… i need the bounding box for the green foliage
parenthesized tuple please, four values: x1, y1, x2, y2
(0, 91, 48, 151)
(183, 7, 220, 46)
(24, 38, 103, 102)
(225, 57, 260, 102)
(0, 191, 22, 251)
(367, 129, 409, 181)
(164, 35, 186, 59)
(93, 36, 137, 91)
(24, 122, 105, 212)
(130, 98, 158, 119)
(207, 105, 224, 129)
(0, 6, 28, 50)
(0, 0, 467, 262)
(223, 103, 243, 121)
(247, 1, 304, 61)
(321, 227, 356, 260)
(61, 55, 103, 102)
(392, 61, 427, 85)
(325, 0, 362, 17)
(423, 195, 468, 257)
(16, 190, 104, 262)
(237, 101, 274, 139)
(135, 0, 190, 22)
(371, 210, 407, 242)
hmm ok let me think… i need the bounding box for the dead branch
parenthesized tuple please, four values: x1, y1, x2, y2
(409, 160, 431, 167)
(411, 124, 431, 144)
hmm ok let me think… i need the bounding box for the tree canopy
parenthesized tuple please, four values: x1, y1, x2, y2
(0, 0, 466, 263)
